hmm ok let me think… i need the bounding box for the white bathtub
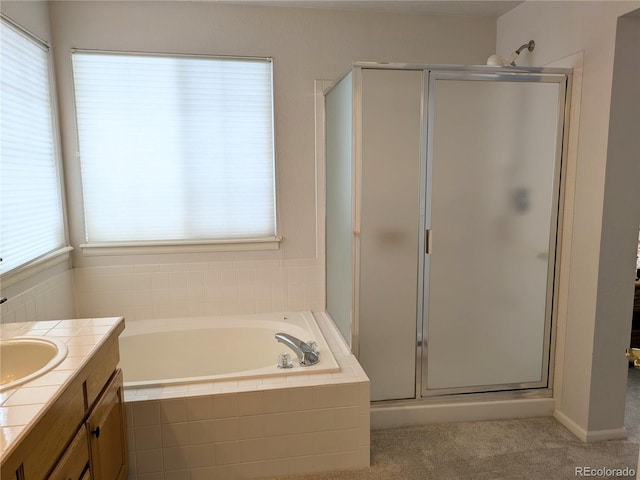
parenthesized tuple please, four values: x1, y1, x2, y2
(120, 311, 370, 478)
(118, 311, 340, 388)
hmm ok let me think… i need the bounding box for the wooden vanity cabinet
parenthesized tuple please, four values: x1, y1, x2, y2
(0, 321, 127, 480)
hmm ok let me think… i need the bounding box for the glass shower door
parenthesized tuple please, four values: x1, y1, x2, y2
(422, 72, 567, 396)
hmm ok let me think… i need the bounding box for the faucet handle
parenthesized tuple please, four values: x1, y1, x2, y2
(277, 352, 293, 369)
(307, 341, 318, 354)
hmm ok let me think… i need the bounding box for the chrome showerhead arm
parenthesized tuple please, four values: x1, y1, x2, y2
(516, 40, 536, 55)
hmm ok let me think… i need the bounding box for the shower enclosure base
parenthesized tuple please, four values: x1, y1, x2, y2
(370, 394, 554, 430)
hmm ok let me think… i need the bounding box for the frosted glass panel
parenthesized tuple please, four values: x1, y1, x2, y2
(325, 72, 353, 346)
(359, 69, 423, 401)
(425, 78, 562, 391)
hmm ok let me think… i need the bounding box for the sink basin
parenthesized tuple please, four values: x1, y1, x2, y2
(0, 337, 68, 391)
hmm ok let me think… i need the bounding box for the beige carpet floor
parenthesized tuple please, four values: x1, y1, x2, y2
(274, 368, 640, 480)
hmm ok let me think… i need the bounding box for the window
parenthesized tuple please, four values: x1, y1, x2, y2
(71, 51, 277, 247)
(0, 17, 66, 275)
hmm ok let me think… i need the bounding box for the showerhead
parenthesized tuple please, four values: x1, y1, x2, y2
(486, 40, 536, 67)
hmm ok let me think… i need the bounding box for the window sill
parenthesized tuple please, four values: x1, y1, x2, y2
(0, 246, 74, 288)
(79, 237, 282, 256)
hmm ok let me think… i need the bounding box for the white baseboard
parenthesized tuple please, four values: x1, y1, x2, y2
(553, 409, 628, 442)
(371, 397, 555, 430)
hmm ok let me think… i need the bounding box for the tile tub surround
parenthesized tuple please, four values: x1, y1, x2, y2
(0, 268, 76, 324)
(123, 312, 370, 479)
(0, 316, 125, 459)
(74, 259, 325, 322)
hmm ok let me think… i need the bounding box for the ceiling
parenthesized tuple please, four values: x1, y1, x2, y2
(218, 0, 525, 17)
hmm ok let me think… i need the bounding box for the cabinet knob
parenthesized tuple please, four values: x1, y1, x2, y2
(91, 426, 101, 438)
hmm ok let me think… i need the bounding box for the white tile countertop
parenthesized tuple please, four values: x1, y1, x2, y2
(0, 317, 125, 460)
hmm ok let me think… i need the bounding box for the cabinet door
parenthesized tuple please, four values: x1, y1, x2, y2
(48, 425, 90, 480)
(87, 369, 128, 480)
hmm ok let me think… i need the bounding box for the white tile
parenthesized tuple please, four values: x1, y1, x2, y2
(359, 446, 371, 467)
(67, 344, 96, 357)
(312, 383, 359, 409)
(187, 443, 215, 468)
(189, 466, 216, 480)
(285, 374, 312, 385)
(136, 448, 163, 474)
(163, 470, 190, 480)
(359, 414, 370, 447)
(255, 299, 273, 313)
(187, 420, 215, 445)
(135, 425, 162, 450)
(127, 450, 137, 475)
(151, 273, 170, 290)
(239, 438, 268, 462)
(127, 427, 136, 450)
(107, 265, 136, 275)
(187, 303, 207, 317)
(254, 269, 271, 299)
(163, 446, 190, 471)
(159, 264, 186, 272)
(0, 405, 41, 426)
(162, 423, 189, 447)
(170, 288, 188, 305)
(238, 415, 265, 440)
(186, 271, 204, 289)
(135, 306, 154, 320)
(135, 290, 153, 307)
(213, 441, 240, 465)
(237, 391, 263, 416)
(56, 356, 85, 370)
(261, 387, 313, 414)
(138, 473, 164, 480)
(186, 396, 213, 421)
(133, 401, 161, 427)
(169, 272, 187, 290)
(187, 383, 214, 395)
(184, 263, 209, 272)
(263, 411, 306, 437)
(15, 370, 72, 388)
(213, 394, 238, 418)
(203, 271, 222, 290)
(359, 382, 371, 410)
(213, 417, 239, 442)
(187, 283, 205, 302)
(135, 265, 160, 274)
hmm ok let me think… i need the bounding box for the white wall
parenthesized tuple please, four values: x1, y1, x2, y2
(497, 0, 640, 441)
(0, 0, 51, 41)
(0, 1, 77, 324)
(48, 1, 496, 318)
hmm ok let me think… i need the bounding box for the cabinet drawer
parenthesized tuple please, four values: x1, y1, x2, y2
(48, 425, 89, 480)
(85, 339, 120, 410)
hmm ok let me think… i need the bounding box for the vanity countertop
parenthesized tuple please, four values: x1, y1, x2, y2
(0, 317, 125, 460)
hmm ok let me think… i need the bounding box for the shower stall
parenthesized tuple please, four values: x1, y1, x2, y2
(325, 63, 571, 403)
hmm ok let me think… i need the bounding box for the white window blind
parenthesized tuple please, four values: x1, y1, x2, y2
(0, 18, 65, 275)
(71, 51, 276, 244)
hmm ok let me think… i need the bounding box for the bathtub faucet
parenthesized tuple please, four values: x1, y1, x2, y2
(275, 333, 319, 366)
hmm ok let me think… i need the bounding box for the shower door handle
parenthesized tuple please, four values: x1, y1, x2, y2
(425, 229, 432, 254)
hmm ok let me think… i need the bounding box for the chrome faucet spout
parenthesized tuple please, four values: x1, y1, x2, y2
(275, 333, 319, 366)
